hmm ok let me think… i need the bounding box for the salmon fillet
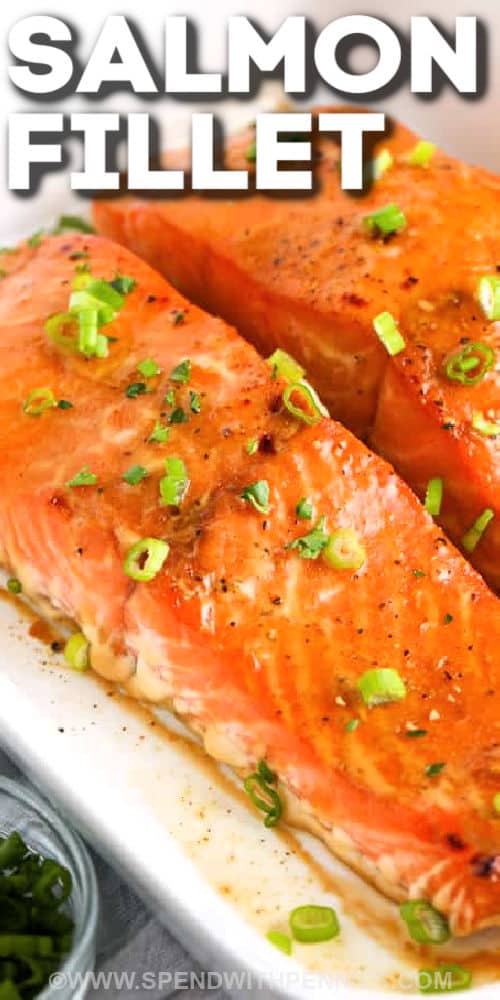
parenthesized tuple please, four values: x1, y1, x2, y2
(1, 234, 499, 937)
(93, 110, 500, 591)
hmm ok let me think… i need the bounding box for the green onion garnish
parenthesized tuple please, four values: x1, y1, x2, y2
(289, 905, 340, 944)
(169, 407, 188, 424)
(406, 729, 427, 738)
(171, 310, 185, 326)
(63, 632, 90, 671)
(159, 457, 190, 507)
(363, 203, 407, 238)
(462, 508, 494, 553)
(267, 348, 305, 383)
(425, 478, 443, 517)
(243, 760, 281, 828)
(477, 275, 500, 321)
(282, 381, 329, 425)
(372, 148, 393, 179)
(122, 465, 148, 486)
(22, 387, 57, 417)
(285, 516, 329, 559)
(471, 411, 500, 437)
(426, 762, 446, 777)
(67, 465, 97, 488)
(358, 668, 406, 707)
(373, 312, 405, 356)
(148, 421, 170, 444)
(170, 359, 191, 384)
(418, 963, 472, 994)
(245, 438, 259, 456)
(189, 391, 201, 414)
(296, 498, 313, 520)
(111, 274, 136, 295)
(27, 230, 43, 248)
(245, 139, 257, 163)
(323, 528, 366, 571)
(46, 273, 134, 361)
(443, 613, 453, 625)
(240, 480, 270, 514)
(52, 214, 95, 235)
(345, 719, 360, 733)
(406, 141, 436, 167)
(137, 358, 160, 378)
(125, 382, 149, 399)
(164, 389, 176, 406)
(266, 931, 292, 955)
(444, 342, 494, 385)
(6, 578, 22, 595)
(58, 399, 73, 410)
(400, 901, 450, 945)
(123, 538, 169, 582)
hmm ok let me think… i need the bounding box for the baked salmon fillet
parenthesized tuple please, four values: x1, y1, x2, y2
(93, 110, 500, 591)
(1, 233, 499, 937)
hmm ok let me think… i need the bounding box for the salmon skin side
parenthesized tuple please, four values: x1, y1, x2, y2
(93, 108, 500, 592)
(0, 234, 500, 937)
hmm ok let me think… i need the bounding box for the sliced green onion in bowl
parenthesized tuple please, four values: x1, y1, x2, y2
(63, 632, 90, 672)
(266, 930, 292, 955)
(425, 478, 443, 517)
(267, 348, 305, 383)
(282, 381, 329, 425)
(363, 203, 407, 237)
(240, 480, 270, 514)
(443, 342, 494, 386)
(323, 529, 366, 571)
(289, 905, 340, 944)
(373, 312, 406, 356)
(477, 275, 500, 321)
(462, 508, 494, 553)
(22, 387, 57, 417)
(400, 901, 450, 945)
(471, 411, 500, 437)
(406, 141, 436, 167)
(124, 538, 169, 582)
(418, 963, 472, 994)
(159, 457, 190, 507)
(358, 668, 406, 706)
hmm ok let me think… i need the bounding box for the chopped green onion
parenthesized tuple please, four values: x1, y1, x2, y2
(444, 342, 494, 386)
(443, 613, 453, 625)
(245, 438, 259, 456)
(245, 139, 257, 163)
(372, 148, 393, 180)
(345, 718, 360, 733)
(373, 312, 405, 356)
(27, 230, 43, 249)
(400, 901, 450, 945)
(124, 538, 169, 582)
(52, 214, 95, 235)
(426, 762, 446, 777)
(244, 759, 281, 828)
(282, 381, 329, 425)
(363, 203, 407, 237)
(171, 310, 185, 326)
(63, 632, 89, 671)
(406, 729, 428, 738)
(170, 359, 191, 384)
(296, 498, 313, 520)
(148, 421, 170, 444)
(164, 389, 176, 407)
(240, 480, 270, 514)
(122, 465, 148, 486)
(77, 307, 100, 357)
(323, 528, 366, 571)
(67, 465, 97, 488)
(425, 478, 443, 517)
(471, 411, 500, 437)
(111, 274, 136, 295)
(58, 399, 73, 410)
(286, 517, 329, 559)
(462, 508, 494, 553)
(267, 348, 305, 384)
(477, 275, 500, 321)
(413, 569, 426, 578)
(493, 793, 500, 814)
(45, 312, 78, 350)
(406, 141, 436, 167)
(169, 407, 188, 424)
(189, 391, 201, 414)
(6, 579, 22, 595)
(159, 457, 190, 507)
(22, 387, 57, 417)
(266, 931, 292, 955)
(73, 278, 123, 312)
(289, 905, 340, 944)
(358, 668, 406, 707)
(125, 382, 149, 399)
(137, 358, 160, 378)
(418, 964, 472, 994)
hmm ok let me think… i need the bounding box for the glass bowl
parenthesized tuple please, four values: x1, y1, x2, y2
(0, 775, 98, 1000)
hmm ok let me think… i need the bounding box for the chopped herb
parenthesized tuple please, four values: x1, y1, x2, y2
(245, 438, 259, 455)
(67, 465, 97, 488)
(363, 203, 407, 238)
(58, 399, 73, 410)
(345, 719, 360, 733)
(442, 422, 455, 431)
(110, 274, 136, 295)
(296, 497, 313, 520)
(170, 359, 191, 384)
(425, 477, 443, 517)
(266, 931, 292, 955)
(27, 229, 43, 248)
(7, 578, 22, 595)
(426, 762, 446, 777)
(406, 141, 436, 167)
(245, 139, 257, 162)
(164, 388, 176, 406)
(240, 480, 270, 514)
(406, 729, 428, 738)
(148, 420, 170, 444)
(244, 759, 282, 828)
(443, 613, 453, 625)
(172, 310, 185, 325)
(286, 517, 329, 559)
(462, 508, 494, 553)
(358, 668, 407, 707)
(169, 407, 188, 424)
(159, 457, 190, 507)
(69, 251, 89, 261)
(52, 214, 95, 235)
(125, 382, 149, 399)
(123, 465, 148, 486)
(189, 390, 201, 413)
(266, 348, 305, 384)
(137, 358, 161, 378)
(413, 569, 426, 578)
(373, 311, 405, 356)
